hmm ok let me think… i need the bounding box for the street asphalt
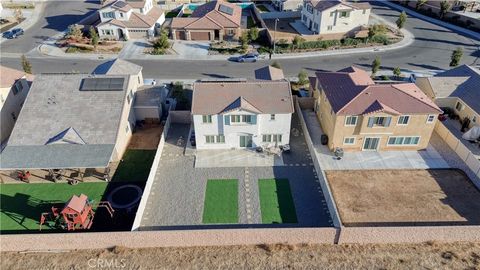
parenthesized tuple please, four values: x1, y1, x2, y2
(0, 1, 478, 79)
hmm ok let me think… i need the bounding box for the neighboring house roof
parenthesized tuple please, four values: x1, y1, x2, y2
(254, 66, 285, 81)
(307, 0, 371, 12)
(171, 0, 241, 30)
(99, 6, 163, 29)
(0, 73, 130, 169)
(315, 66, 442, 115)
(93, 59, 143, 75)
(0, 66, 34, 88)
(134, 87, 163, 107)
(424, 65, 480, 113)
(126, 0, 146, 9)
(192, 80, 294, 115)
(105, 0, 133, 12)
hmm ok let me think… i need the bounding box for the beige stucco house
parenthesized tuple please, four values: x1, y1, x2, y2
(310, 66, 442, 151)
(97, 0, 165, 40)
(416, 65, 480, 129)
(170, 0, 242, 41)
(301, 0, 371, 37)
(0, 66, 34, 147)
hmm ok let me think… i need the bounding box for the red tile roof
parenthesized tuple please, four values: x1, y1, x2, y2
(171, 0, 241, 30)
(315, 66, 442, 115)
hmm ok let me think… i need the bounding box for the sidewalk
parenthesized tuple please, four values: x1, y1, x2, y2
(381, 1, 480, 41)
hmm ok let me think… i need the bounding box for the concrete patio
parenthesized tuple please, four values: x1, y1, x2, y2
(442, 118, 480, 158)
(302, 110, 450, 170)
(195, 149, 284, 168)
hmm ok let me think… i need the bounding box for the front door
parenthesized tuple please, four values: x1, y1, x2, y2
(363, 137, 380, 151)
(239, 135, 253, 148)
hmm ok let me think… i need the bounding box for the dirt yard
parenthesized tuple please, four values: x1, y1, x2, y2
(2, 242, 479, 269)
(326, 169, 480, 226)
(128, 124, 163, 150)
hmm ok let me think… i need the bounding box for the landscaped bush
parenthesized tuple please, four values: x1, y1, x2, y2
(369, 34, 391, 45)
(296, 39, 342, 50)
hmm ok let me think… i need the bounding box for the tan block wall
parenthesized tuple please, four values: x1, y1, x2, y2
(315, 89, 336, 149)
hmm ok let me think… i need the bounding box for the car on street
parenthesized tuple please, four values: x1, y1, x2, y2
(2, 28, 24, 39)
(12, 28, 24, 36)
(232, 53, 259, 63)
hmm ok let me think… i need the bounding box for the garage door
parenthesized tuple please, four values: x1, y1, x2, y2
(190, 31, 210, 41)
(175, 30, 186, 40)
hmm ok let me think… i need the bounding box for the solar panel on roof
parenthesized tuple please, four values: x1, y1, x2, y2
(219, 4, 234, 15)
(113, 1, 127, 8)
(80, 78, 125, 91)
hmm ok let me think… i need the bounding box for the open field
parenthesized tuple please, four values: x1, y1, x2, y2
(258, 179, 297, 224)
(202, 179, 238, 224)
(2, 242, 479, 269)
(326, 169, 480, 226)
(0, 183, 108, 232)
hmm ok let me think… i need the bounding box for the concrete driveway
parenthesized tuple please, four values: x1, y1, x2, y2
(302, 110, 449, 170)
(172, 41, 210, 58)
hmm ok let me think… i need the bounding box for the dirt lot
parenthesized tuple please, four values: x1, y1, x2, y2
(128, 124, 162, 150)
(2, 242, 479, 269)
(326, 169, 480, 226)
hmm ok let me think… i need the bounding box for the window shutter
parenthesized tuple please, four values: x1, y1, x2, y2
(367, 117, 374, 127)
(385, 117, 392, 127)
(251, 115, 257, 125)
(224, 115, 230, 125)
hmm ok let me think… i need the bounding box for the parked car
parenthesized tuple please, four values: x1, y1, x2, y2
(234, 53, 259, 63)
(12, 28, 24, 36)
(2, 31, 16, 39)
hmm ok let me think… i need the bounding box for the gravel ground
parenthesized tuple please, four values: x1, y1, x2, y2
(139, 114, 332, 229)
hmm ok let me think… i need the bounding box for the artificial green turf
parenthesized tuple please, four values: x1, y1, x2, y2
(112, 149, 156, 182)
(202, 179, 238, 224)
(0, 182, 108, 232)
(258, 179, 298, 224)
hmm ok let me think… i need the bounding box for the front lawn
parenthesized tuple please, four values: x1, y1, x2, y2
(112, 149, 156, 182)
(258, 179, 297, 224)
(0, 182, 108, 232)
(202, 179, 238, 224)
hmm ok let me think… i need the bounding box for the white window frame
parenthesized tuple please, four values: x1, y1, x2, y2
(216, 135, 225, 143)
(387, 136, 421, 146)
(339, 11, 349, 18)
(205, 135, 215, 144)
(327, 25, 333, 31)
(455, 101, 464, 111)
(397, 115, 410, 125)
(270, 114, 276, 120)
(344, 116, 358, 126)
(202, 115, 212, 123)
(343, 137, 355, 145)
(426, 114, 436, 124)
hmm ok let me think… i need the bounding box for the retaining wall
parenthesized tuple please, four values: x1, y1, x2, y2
(338, 226, 480, 244)
(169, 110, 192, 124)
(0, 228, 338, 252)
(435, 122, 480, 187)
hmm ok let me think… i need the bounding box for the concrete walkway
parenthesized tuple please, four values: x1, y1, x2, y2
(302, 110, 449, 170)
(195, 149, 284, 168)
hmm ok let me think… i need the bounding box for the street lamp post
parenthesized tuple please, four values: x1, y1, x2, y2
(273, 18, 279, 55)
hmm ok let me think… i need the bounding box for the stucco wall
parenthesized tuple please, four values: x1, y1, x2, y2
(0, 79, 30, 143)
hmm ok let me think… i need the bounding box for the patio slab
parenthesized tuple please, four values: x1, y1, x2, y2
(195, 149, 284, 168)
(290, 20, 314, 35)
(442, 118, 480, 158)
(302, 110, 450, 170)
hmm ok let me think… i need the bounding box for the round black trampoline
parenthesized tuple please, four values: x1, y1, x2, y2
(107, 185, 143, 209)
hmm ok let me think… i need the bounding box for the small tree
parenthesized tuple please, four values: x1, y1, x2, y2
(13, 8, 24, 22)
(396, 11, 407, 29)
(393, 66, 402, 78)
(153, 32, 170, 54)
(416, 0, 427, 10)
(368, 24, 387, 38)
(271, 61, 281, 69)
(371, 56, 381, 76)
(248, 27, 259, 42)
(298, 69, 309, 86)
(449, 47, 463, 67)
(67, 24, 83, 41)
(292, 35, 305, 51)
(239, 31, 250, 50)
(21, 55, 32, 74)
(89, 27, 99, 49)
(439, 0, 451, 18)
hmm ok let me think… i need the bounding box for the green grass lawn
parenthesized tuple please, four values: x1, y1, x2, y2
(202, 179, 238, 224)
(256, 4, 269, 12)
(112, 149, 156, 182)
(258, 179, 298, 224)
(0, 182, 108, 232)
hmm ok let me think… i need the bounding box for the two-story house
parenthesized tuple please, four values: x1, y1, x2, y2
(0, 66, 34, 147)
(301, 0, 370, 36)
(310, 66, 442, 151)
(97, 0, 165, 40)
(416, 65, 480, 129)
(191, 74, 294, 150)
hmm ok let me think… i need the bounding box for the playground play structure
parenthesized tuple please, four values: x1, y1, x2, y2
(39, 194, 114, 231)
